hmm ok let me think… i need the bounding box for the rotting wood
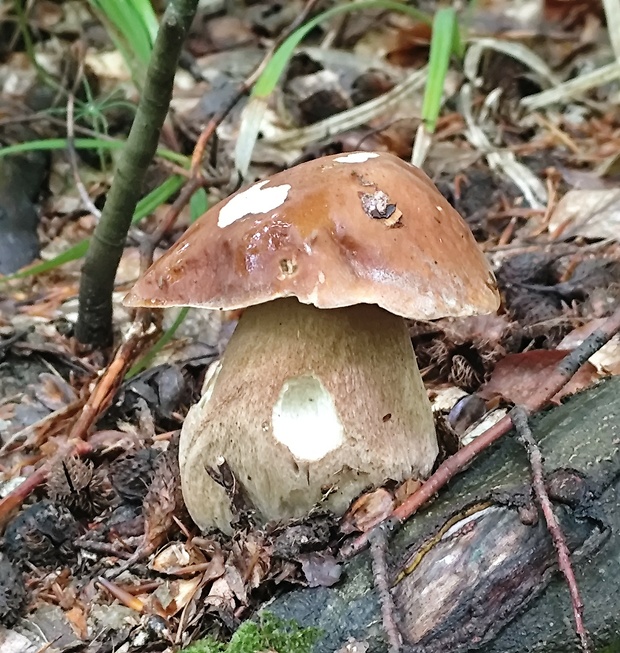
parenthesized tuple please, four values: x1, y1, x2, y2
(267, 376, 620, 653)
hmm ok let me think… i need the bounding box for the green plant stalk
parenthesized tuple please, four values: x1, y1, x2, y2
(75, 0, 199, 347)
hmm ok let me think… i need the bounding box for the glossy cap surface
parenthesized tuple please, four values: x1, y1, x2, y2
(125, 151, 499, 320)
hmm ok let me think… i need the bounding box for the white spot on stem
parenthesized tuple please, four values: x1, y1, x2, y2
(272, 375, 344, 461)
(218, 181, 291, 228)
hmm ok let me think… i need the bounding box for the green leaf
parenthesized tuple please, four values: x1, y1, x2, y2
(86, 0, 158, 86)
(125, 306, 190, 378)
(189, 187, 209, 222)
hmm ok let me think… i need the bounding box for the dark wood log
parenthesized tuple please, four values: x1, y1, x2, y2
(268, 376, 620, 653)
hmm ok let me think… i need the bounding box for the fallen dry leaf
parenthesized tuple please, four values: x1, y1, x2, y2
(479, 349, 600, 405)
(394, 478, 423, 507)
(150, 542, 206, 574)
(298, 552, 342, 588)
(558, 320, 620, 376)
(204, 577, 236, 613)
(341, 488, 394, 534)
(549, 188, 620, 241)
(65, 605, 88, 640)
(149, 576, 202, 617)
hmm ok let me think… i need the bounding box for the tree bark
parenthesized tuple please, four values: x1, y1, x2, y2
(75, 0, 198, 347)
(269, 376, 620, 653)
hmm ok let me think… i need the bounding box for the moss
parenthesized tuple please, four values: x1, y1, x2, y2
(597, 639, 620, 653)
(182, 612, 321, 653)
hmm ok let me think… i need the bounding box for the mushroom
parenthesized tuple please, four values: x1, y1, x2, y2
(124, 151, 500, 533)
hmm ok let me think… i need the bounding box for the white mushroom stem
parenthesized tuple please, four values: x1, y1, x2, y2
(179, 298, 438, 533)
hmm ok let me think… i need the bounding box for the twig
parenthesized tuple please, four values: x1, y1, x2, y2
(0, 400, 84, 457)
(138, 174, 204, 274)
(66, 56, 102, 220)
(68, 320, 152, 442)
(369, 528, 403, 653)
(76, 0, 200, 347)
(75, 539, 134, 560)
(97, 577, 145, 612)
(511, 406, 590, 653)
(341, 304, 620, 559)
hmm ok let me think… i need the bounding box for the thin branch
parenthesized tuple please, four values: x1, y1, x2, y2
(369, 528, 403, 653)
(511, 406, 590, 653)
(66, 62, 102, 219)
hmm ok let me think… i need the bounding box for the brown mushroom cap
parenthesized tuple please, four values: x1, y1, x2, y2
(125, 151, 499, 319)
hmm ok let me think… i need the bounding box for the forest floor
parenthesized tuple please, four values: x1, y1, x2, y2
(0, 1, 619, 652)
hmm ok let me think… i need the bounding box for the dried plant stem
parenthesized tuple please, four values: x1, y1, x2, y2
(66, 56, 102, 219)
(341, 304, 620, 559)
(139, 174, 205, 273)
(511, 406, 590, 653)
(69, 320, 152, 441)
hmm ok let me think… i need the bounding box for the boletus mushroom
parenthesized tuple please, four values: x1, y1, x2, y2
(125, 151, 500, 533)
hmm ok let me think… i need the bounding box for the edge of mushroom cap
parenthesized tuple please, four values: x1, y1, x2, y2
(124, 151, 501, 319)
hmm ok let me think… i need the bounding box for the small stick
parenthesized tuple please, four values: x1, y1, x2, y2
(138, 174, 204, 274)
(341, 305, 620, 559)
(97, 577, 145, 612)
(67, 93, 101, 220)
(68, 320, 150, 442)
(75, 539, 134, 560)
(511, 406, 590, 653)
(369, 527, 402, 653)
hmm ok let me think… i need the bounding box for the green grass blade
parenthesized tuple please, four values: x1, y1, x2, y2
(0, 138, 189, 166)
(0, 175, 185, 282)
(125, 306, 189, 378)
(87, 0, 158, 84)
(237, 0, 435, 175)
(421, 8, 460, 133)
(253, 0, 432, 99)
(189, 187, 209, 220)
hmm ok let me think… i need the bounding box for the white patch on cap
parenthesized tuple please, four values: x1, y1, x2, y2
(272, 375, 344, 461)
(334, 152, 380, 164)
(218, 180, 291, 228)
